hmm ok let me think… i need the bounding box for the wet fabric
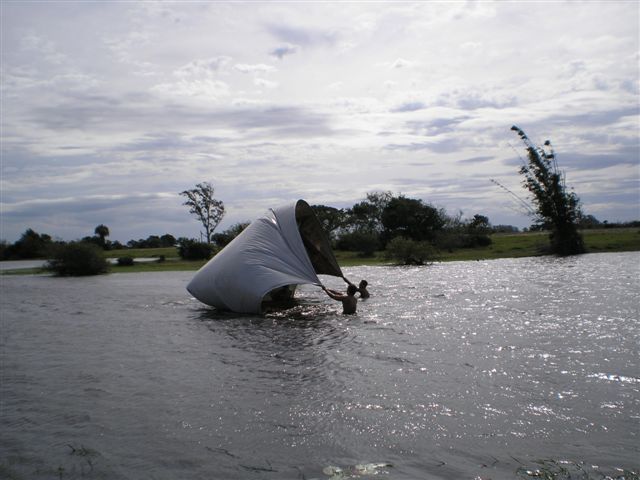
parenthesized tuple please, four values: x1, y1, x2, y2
(187, 200, 342, 313)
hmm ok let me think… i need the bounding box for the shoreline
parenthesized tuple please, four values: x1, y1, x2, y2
(2, 228, 638, 275)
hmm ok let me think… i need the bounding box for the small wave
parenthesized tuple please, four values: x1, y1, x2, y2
(587, 373, 640, 384)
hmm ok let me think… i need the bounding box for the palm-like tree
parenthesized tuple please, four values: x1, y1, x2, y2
(94, 224, 110, 246)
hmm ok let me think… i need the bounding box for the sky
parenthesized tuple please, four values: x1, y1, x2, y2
(1, 1, 639, 243)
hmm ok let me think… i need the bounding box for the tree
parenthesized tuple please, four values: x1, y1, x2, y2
(385, 237, 435, 265)
(345, 191, 393, 234)
(468, 214, 491, 234)
(310, 205, 346, 240)
(335, 230, 380, 257)
(381, 195, 446, 244)
(94, 224, 110, 246)
(3, 228, 54, 259)
(511, 125, 585, 255)
(160, 234, 177, 247)
(180, 182, 225, 243)
(212, 222, 250, 248)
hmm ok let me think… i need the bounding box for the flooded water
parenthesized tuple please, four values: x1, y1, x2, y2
(1, 253, 638, 479)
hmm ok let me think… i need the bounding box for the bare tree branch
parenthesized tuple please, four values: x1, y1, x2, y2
(179, 182, 225, 243)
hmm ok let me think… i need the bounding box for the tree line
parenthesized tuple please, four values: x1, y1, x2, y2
(3, 127, 636, 264)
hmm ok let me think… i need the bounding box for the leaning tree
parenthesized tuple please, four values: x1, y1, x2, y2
(180, 182, 225, 244)
(511, 125, 585, 255)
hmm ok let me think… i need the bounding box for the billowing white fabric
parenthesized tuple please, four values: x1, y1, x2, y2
(186, 201, 322, 313)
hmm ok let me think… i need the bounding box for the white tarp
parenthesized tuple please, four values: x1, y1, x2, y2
(187, 200, 341, 313)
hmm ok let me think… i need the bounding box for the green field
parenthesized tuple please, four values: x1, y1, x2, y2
(2, 228, 638, 275)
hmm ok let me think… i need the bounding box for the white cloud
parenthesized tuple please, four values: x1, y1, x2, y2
(0, 1, 638, 241)
(234, 63, 277, 74)
(390, 58, 417, 69)
(253, 78, 279, 89)
(174, 56, 232, 78)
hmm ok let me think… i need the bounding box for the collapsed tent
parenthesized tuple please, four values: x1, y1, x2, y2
(187, 199, 343, 313)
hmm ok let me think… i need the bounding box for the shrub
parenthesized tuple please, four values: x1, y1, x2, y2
(385, 236, 435, 265)
(117, 256, 135, 266)
(435, 232, 492, 251)
(178, 239, 215, 260)
(46, 242, 110, 276)
(335, 230, 380, 257)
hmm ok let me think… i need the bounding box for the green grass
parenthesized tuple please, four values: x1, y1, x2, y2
(107, 246, 179, 259)
(2, 229, 638, 275)
(433, 228, 640, 263)
(579, 227, 640, 252)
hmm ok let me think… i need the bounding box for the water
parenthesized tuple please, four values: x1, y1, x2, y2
(1, 253, 638, 479)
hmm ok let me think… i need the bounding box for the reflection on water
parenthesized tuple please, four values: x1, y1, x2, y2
(1, 253, 638, 479)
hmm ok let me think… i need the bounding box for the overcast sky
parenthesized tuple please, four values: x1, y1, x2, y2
(1, 1, 638, 242)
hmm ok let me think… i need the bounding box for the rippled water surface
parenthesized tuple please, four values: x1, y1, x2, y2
(1, 253, 638, 479)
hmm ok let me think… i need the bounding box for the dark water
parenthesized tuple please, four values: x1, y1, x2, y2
(1, 253, 638, 479)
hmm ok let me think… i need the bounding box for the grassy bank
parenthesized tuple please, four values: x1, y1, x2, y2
(2, 228, 638, 275)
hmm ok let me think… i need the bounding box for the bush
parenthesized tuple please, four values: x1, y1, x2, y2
(385, 237, 435, 265)
(178, 239, 215, 260)
(335, 230, 380, 257)
(117, 256, 135, 266)
(435, 232, 492, 251)
(46, 242, 110, 276)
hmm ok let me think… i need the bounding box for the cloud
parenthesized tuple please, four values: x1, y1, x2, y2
(559, 148, 639, 171)
(385, 138, 462, 153)
(1, 1, 638, 240)
(174, 56, 232, 78)
(253, 78, 279, 89)
(266, 23, 336, 47)
(152, 78, 231, 99)
(391, 101, 427, 113)
(234, 63, 277, 74)
(457, 156, 494, 165)
(437, 88, 518, 110)
(390, 58, 417, 69)
(270, 43, 299, 59)
(405, 117, 470, 136)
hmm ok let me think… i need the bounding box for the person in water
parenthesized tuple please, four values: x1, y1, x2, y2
(357, 280, 370, 298)
(323, 284, 358, 314)
(343, 276, 370, 299)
